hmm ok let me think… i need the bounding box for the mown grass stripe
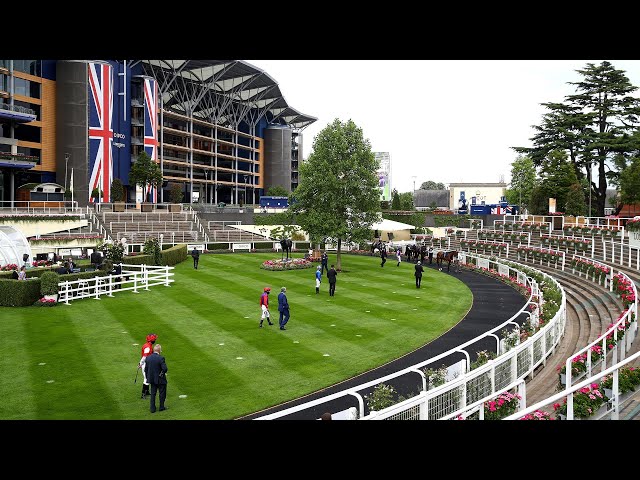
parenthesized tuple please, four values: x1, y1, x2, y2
(1, 253, 473, 419)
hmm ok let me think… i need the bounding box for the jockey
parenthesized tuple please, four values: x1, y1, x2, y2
(139, 333, 157, 399)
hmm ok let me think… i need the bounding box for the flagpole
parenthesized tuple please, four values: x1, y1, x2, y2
(70, 168, 74, 206)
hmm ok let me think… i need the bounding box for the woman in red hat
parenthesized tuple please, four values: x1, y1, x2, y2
(259, 287, 274, 328)
(139, 333, 157, 398)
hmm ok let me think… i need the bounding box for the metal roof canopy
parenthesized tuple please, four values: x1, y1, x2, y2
(131, 60, 317, 131)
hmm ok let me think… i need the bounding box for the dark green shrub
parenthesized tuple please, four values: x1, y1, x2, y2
(161, 244, 187, 266)
(0, 279, 42, 306)
(143, 238, 163, 265)
(40, 271, 60, 295)
(253, 242, 274, 249)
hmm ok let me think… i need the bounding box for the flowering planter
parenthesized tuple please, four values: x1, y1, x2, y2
(43, 294, 58, 302)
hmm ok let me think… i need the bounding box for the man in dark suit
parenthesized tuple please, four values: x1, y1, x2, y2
(327, 264, 338, 297)
(320, 252, 329, 275)
(90, 251, 103, 270)
(144, 343, 168, 413)
(278, 286, 290, 330)
(380, 244, 387, 267)
(414, 261, 424, 288)
(191, 247, 200, 269)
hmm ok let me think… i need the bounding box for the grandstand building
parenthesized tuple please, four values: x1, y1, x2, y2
(0, 60, 315, 207)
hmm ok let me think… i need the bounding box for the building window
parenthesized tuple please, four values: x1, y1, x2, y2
(16, 146, 41, 163)
(13, 78, 40, 99)
(0, 74, 7, 92)
(13, 60, 41, 77)
(14, 124, 40, 143)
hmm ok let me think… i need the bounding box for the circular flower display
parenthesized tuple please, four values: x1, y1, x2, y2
(260, 258, 313, 271)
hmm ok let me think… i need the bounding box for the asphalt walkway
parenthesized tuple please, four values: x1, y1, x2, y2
(240, 261, 527, 420)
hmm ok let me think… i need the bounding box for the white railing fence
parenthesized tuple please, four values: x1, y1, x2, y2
(0, 200, 80, 214)
(256, 253, 566, 420)
(505, 349, 640, 420)
(561, 267, 638, 389)
(184, 204, 210, 243)
(58, 263, 174, 303)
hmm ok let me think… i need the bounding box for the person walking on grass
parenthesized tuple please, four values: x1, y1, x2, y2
(191, 247, 200, 269)
(259, 287, 274, 327)
(315, 265, 322, 294)
(414, 261, 424, 288)
(396, 247, 402, 267)
(278, 287, 290, 330)
(327, 264, 337, 297)
(145, 343, 168, 413)
(380, 245, 387, 267)
(320, 251, 329, 275)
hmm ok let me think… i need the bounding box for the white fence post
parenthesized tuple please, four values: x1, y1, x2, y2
(165, 266, 170, 287)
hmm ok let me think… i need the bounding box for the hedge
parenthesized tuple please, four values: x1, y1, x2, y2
(161, 244, 187, 265)
(0, 279, 42, 306)
(254, 241, 274, 249)
(295, 242, 311, 250)
(121, 244, 187, 266)
(0, 266, 103, 280)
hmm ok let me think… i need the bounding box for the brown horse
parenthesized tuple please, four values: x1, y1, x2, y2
(436, 250, 458, 272)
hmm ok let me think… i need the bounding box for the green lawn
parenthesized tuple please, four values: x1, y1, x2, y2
(0, 253, 472, 419)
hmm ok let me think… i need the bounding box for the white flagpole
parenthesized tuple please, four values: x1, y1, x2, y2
(70, 168, 74, 206)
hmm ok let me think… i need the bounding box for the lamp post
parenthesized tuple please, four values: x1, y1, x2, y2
(64, 153, 70, 190)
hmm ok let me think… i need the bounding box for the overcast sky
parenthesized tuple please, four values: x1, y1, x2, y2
(247, 60, 640, 193)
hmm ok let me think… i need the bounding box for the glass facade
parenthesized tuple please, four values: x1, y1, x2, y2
(13, 78, 40, 99)
(0, 74, 7, 92)
(12, 60, 41, 76)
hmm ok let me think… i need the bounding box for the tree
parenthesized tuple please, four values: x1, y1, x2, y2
(266, 185, 289, 197)
(128, 151, 163, 203)
(505, 155, 536, 213)
(168, 182, 183, 204)
(289, 118, 380, 270)
(111, 178, 125, 202)
(538, 150, 580, 212)
(398, 192, 414, 211)
(564, 183, 587, 216)
(514, 61, 640, 216)
(420, 180, 445, 190)
(391, 188, 401, 210)
(529, 185, 548, 215)
(618, 156, 640, 207)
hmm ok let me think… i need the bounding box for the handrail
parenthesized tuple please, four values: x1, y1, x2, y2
(504, 348, 640, 420)
(256, 253, 565, 420)
(562, 261, 637, 387)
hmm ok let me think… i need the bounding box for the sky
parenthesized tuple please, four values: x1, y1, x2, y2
(246, 60, 640, 193)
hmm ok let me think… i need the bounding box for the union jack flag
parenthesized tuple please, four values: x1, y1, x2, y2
(491, 206, 505, 215)
(88, 62, 113, 203)
(144, 78, 159, 203)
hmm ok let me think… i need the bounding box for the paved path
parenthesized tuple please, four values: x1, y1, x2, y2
(240, 262, 527, 420)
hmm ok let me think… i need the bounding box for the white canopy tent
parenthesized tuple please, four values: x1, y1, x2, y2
(0, 225, 32, 267)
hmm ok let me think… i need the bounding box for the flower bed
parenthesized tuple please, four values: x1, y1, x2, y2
(1, 263, 18, 271)
(32, 298, 57, 307)
(260, 258, 313, 271)
(484, 391, 521, 420)
(519, 409, 554, 420)
(612, 273, 636, 308)
(554, 383, 606, 419)
(626, 217, 640, 232)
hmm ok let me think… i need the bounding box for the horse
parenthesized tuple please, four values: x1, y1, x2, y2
(436, 250, 458, 272)
(280, 238, 293, 261)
